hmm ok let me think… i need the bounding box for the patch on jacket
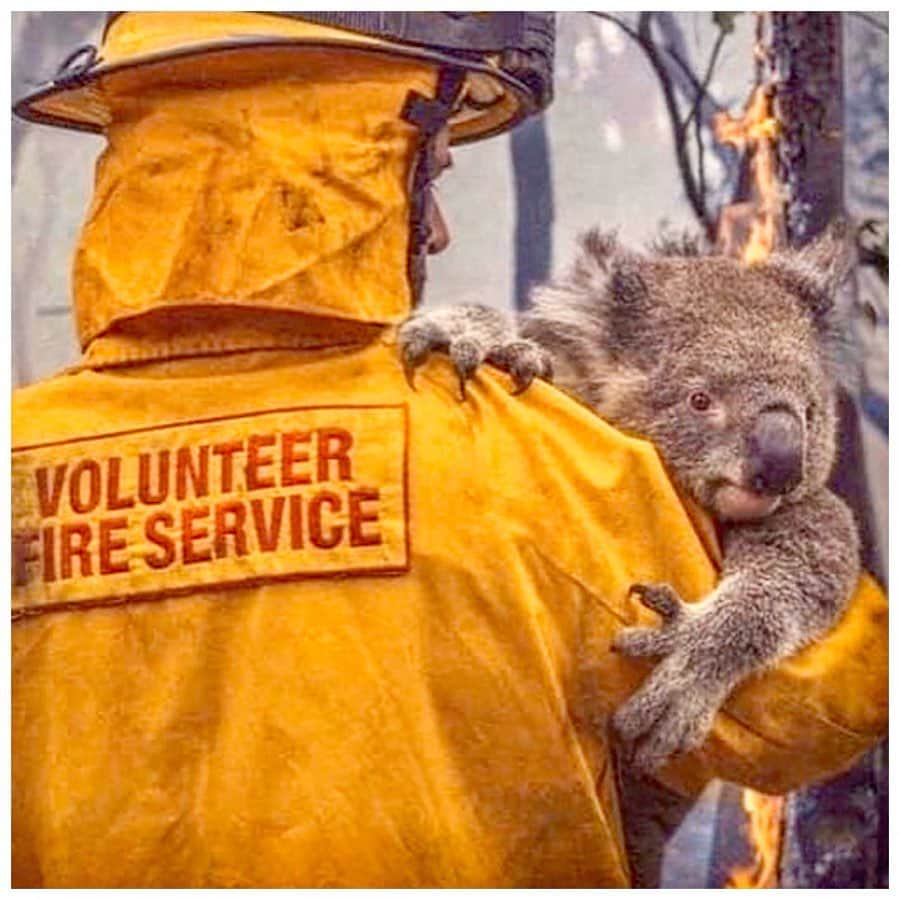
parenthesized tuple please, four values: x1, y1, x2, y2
(12, 405, 409, 618)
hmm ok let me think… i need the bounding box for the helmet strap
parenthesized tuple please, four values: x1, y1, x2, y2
(401, 66, 465, 305)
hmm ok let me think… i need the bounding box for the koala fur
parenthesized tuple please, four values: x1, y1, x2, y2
(398, 225, 860, 774)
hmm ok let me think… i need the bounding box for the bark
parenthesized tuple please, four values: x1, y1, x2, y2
(510, 114, 553, 311)
(765, 13, 887, 889)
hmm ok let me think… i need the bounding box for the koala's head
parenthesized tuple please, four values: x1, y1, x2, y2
(524, 225, 853, 522)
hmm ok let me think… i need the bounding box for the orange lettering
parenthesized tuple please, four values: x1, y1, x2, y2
(138, 450, 170, 505)
(247, 434, 276, 490)
(99, 516, 129, 575)
(69, 460, 101, 514)
(144, 512, 175, 569)
(281, 431, 312, 486)
(308, 490, 344, 549)
(251, 496, 284, 551)
(12, 529, 39, 586)
(213, 441, 243, 493)
(42, 526, 56, 582)
(107, 457, 135, 510)
(35, 464, 67, 517)
(214, 501, 248, 559)
(349, 488, 382, 547)
(60, 523, 92, 578)
(289, 494, 304, 549)
(176, 445, 210, 500)
(182, 505, 212, 565)
(317, 428, 353, 482)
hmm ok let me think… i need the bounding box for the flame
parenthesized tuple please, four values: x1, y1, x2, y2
(726, 790, 785, 889)
(714, 84, 783, 264)
(715, 30, 787, 892)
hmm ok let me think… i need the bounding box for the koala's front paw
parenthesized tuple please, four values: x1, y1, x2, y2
(612, 665, 720, 772)
(397, 306, 552, 400)
(611, 583, 725, 771)
(487, 339, 554, 395)
(611, 583, 684, 658)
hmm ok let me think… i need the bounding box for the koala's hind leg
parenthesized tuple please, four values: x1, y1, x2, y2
(397, 305, 552, 399)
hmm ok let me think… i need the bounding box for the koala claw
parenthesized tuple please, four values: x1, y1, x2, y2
(449, 338, 485, 401)
(612, 669, 718, 771)
(627, 705, 713, 773)
(509, 370, 535, 396)
(397, 315, 490, 401)
(397, 308, 553, 401)
(402, 357, 420, 391)
(398, 322, 446, 390)
(612, 583, 687, 656)
(613, 583, 726, 770)
(628, 582, 684, 622)
(489, 339, 554, 396)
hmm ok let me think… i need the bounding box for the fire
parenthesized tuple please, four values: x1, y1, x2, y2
(715, 70, 787, 891)
(726, 791, 785, 888)
(713, 84, 783, 264)
(711, 140, 785, 900)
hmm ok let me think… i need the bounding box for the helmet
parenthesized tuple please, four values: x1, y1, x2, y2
(13, 11, 554, 145)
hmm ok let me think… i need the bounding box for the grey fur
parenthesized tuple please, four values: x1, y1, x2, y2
(399, 305, 552, 398)
(398, 225, 860, 774)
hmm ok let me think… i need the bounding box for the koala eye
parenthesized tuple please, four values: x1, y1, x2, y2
(689, 390, 712, 412)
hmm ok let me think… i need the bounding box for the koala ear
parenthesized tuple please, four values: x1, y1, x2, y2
(572, 228, 622, 285)
(762, 221, 856, 385)
(762, 219, 855, 318)
(525, 228, 648, 357)
(572, 228, 650, 305)
(609, 256, 650, 306)
(646, 227, 708, 258)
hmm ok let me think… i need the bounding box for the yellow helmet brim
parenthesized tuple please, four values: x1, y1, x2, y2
(14, 12, 536, 145)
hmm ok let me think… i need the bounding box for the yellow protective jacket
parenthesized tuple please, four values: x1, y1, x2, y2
(11, 38, 888, 889)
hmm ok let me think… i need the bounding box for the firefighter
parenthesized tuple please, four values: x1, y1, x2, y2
(12, 12, 886, 887)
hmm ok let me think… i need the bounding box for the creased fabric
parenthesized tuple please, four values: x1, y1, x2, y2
(73, 53, 434, 350)
(12, 31, 888, 886)
(12, 344, 888, 887)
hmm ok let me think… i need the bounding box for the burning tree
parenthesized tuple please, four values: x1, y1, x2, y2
(692, 12, 887, 889)
(510, 10, 887, 889)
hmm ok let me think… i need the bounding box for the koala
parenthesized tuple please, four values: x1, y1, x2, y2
(398, 225, 860, 774)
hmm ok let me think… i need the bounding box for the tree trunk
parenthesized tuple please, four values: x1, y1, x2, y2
(766, 13, 887, 888)
(510, 114, 553, 311)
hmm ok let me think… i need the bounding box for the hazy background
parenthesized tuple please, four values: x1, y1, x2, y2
(11, 9, 887, 578)
(10, 11, 888, 889)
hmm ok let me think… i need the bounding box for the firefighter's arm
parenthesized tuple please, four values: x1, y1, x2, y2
(576, 569, 887, 798)
(565, 431, 888, 797)
(451, 366, 886, 799)
(654, 572, 887, 796)
(523, 400, 890, 799)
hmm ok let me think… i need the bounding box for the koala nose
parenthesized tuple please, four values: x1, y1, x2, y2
(746, 408, 804, 496)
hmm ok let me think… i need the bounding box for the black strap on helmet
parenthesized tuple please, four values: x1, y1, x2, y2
(287, 12, 526, 54)
(290, 12, 554, 116)
(103, 12, 555, 116)
(401, 65, 465, 305)
(52, 44, 100, 83)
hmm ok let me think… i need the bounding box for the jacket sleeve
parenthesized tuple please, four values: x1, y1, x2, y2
(520, 389, 890, 798)
(451, 367, 886, 800)
(656, 572, 887, 796)
(574, 560, 887, 797)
